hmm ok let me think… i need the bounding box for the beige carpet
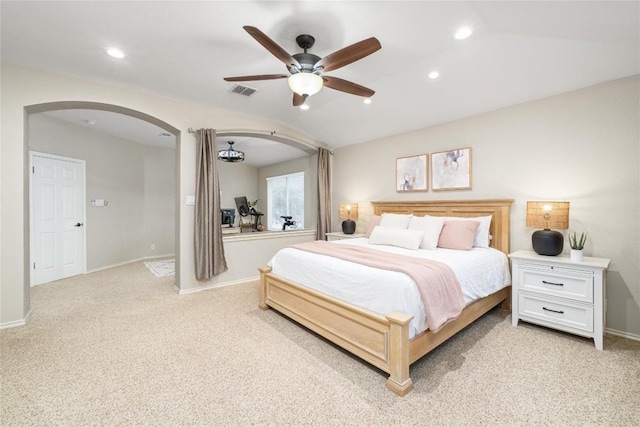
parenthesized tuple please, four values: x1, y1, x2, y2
(1, 261, 639, 426)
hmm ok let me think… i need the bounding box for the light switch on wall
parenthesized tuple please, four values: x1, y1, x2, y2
(186, 195, 195, 205)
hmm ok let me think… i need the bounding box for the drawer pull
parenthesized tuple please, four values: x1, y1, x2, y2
(542, 307, 564, 314)
(542, 280, 564, 287)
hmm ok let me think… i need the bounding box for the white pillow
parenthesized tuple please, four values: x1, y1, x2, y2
(445, 215, 492, 248)
(379, 213, 412, 229)
(408, 215, 445, 250)
(368, 226, 423, 250)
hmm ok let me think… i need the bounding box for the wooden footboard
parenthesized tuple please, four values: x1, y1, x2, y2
(259, 266, 415, 395)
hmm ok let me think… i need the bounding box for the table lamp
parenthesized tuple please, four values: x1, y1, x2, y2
(339, 203, 358, 234)
(526, 201, 569, 256)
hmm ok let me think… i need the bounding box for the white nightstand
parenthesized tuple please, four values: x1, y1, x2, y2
(509, 250, 610, 350)
(325, 232, 365, 241)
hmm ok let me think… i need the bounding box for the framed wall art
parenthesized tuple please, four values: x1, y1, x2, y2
(431, 147, 472, 191)
(396, 154, 428, 192)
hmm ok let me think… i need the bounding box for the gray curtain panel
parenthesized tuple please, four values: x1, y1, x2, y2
(195, 128, 228, 280)
(316, 147, 332, 240)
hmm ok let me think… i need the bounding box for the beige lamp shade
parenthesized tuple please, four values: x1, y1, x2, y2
(526, 201, 569, 229)
(339, 203, 358, 220)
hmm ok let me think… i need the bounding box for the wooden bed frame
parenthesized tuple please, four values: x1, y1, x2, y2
(258, 199, 514, 396)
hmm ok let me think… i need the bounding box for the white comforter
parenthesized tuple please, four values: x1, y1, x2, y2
(268, 237, 511, 339)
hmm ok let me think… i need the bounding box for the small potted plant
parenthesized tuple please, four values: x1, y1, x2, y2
(569, 232, 587, 261)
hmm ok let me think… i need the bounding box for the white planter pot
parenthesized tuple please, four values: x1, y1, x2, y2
(570, 249, 584, 262)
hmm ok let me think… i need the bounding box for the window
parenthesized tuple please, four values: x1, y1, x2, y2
(267, 172, 304, 231)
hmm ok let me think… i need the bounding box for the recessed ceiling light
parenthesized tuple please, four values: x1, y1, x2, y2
(363, 98, 372, 105)
(106, 47, 125, 59)
(453, 27, 473, 41)
(427, 71, 440, 80)
(300, 104, 310, 110)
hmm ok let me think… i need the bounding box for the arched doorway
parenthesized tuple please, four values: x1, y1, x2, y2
(25, 101, 181, 290)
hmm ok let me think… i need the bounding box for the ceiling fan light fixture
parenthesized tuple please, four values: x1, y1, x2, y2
(218, 141, 245, 163)
(288, 72, 323, 97)
(225, 26, 380, 106)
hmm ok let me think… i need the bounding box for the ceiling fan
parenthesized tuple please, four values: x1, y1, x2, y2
(224, 26, 381, 106)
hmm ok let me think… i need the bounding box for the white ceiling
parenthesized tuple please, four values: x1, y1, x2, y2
(3, 1, 639, 157)
(42, 109, 178, 149)
(39, 109, 310, 168)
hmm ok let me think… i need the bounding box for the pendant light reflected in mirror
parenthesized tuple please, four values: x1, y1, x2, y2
(218, 141, 245, 162)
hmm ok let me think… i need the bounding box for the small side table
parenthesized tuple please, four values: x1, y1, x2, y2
(325, 232, 365, 241)
(509, 250, 610, 350)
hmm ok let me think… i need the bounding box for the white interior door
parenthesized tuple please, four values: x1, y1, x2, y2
(31, 152, 86, 286)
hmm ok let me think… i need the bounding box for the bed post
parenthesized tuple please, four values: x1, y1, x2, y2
(385, 312, 414, 396)
(258, 266, 272, 310)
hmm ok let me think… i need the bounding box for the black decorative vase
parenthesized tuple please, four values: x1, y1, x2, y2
(342, 219, 356, 234)
(532, 229, 563, 256)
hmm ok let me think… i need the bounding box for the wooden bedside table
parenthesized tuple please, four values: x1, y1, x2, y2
(325, 232, 365, 241)
(509, 250, 610, 350)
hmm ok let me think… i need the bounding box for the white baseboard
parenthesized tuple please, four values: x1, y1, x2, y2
(178, 276, 259, 295)
(0, 309, 32, 330)
(87, 254, 175, 274)
(605, 327, 640, 342)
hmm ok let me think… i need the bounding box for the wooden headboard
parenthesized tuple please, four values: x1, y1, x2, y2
(371, 199, 514, 254)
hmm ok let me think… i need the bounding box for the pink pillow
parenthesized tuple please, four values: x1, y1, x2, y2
(437, 221, 480, 250)
(365, 215, 382, 238)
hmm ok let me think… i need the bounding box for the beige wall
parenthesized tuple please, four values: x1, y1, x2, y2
(333, 76, 640, 338)
(142, 146, 176, 259)
(29, 113, 176, 270)
(0, 63, 319, 326)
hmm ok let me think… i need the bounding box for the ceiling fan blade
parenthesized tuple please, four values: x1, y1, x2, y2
(314, 37, 381, 72)
(243, 26, 300, 69)
(322, 76, 375, 97)
(224, 74, 288, 82)
(293, 93, 306, 107)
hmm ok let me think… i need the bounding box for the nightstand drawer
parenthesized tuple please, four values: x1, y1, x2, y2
(519, 293, 593, 333)
(518, 264, 593, 303)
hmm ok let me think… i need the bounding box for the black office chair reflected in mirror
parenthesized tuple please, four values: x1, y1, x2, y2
(281, 216, 295, 230)
(234, 196, 263, 232)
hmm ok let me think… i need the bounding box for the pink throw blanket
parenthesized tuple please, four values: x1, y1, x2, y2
(288, 241, 465, 332)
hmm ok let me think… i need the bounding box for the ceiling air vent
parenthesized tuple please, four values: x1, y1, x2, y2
(229, 84, 259, 97)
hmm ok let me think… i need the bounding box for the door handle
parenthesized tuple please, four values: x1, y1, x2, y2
(75, 222, 84, 227)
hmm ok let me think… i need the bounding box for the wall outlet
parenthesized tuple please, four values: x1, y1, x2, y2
(150, 244, 155, 251)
